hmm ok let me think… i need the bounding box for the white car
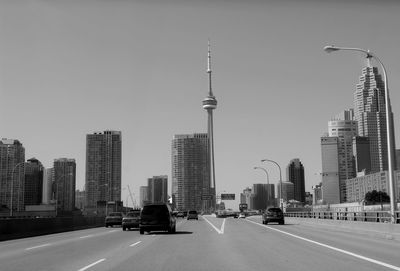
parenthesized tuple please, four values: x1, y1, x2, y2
(238, 213, 246, 219)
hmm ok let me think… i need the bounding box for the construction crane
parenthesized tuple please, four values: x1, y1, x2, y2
(127, 185, 137, 208)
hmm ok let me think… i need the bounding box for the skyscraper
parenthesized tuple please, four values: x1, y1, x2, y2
(286, 158, 305, 203)
(85, 130, 122, 209)
(202, 41, 217, 195)
(354, 66, 396, 173)
(171, 133, 213, 212)
(54, 158, 76, 213)
(75, 190, 85, 210)
(24, 158, 44, 206)
(0, 139, 25, 213)
(147, 175, 168, 204)
(352, 136, 371, 174)
(252, 183, 273, 210)
(42, 168, 54, 204)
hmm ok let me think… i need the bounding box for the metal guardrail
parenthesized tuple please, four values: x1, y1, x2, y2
(285, 211, 400, 224)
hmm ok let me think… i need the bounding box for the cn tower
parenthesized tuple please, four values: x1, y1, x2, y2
(202, 41, 217, 191)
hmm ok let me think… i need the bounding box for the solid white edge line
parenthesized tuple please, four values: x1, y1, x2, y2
(246, 219, 400, 271)
(25, 243, 51, 250)
(202, 216, 223, 234)
(77, 258, 106, 271)
(130, 241, 141, 247)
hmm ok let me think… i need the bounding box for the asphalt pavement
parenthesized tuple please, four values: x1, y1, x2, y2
(1, 215, 400, 271)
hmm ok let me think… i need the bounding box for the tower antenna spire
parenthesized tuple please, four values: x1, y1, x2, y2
(207, 39, 213, 96)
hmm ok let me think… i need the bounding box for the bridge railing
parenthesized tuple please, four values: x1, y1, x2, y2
(285, 211, 400, 224)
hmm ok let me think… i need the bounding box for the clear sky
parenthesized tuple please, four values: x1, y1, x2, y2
(1, 0, 400, 209)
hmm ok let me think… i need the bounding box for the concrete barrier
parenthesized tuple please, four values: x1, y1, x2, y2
(0, 216, 105, 241)
(286, 217, 400, 241)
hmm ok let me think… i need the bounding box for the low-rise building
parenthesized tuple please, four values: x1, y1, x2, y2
(345, 170, 400, 202)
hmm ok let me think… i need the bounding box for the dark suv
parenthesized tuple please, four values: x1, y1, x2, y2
(139, 204, 176, 234)
(262, 207, 284, 225)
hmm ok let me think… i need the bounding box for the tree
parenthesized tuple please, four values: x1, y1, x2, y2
(364, 190, 390, 205)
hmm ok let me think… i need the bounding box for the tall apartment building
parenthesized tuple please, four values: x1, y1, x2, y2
(312, 182, 322, 205)
(147, 175, 168, 204)
(139, 186, 149, 207)
(286, 158, 305, 203)
(354, 66, 396, 173)
(85, 131, 122, 209)
(328, 110, 358, 202)
(0, 139, 25, 212)
(24, 158, 44, 206)
(276, 182, 294, 202)
(171, 133, 214, 212)
(54, 158, 76, 213)
(321, 137, 340, 204)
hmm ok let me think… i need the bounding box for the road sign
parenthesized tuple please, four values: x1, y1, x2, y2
(201, 195, 213, 200)
(221, 193, 235, 200)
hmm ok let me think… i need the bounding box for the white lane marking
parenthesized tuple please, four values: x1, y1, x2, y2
(130, 241, 141, 247)
(77, 258, 106, 271)
(202, 216, 225, 234)
(79, 235, 93, 239)
(25, 243, 51, 250)
(220, 218, 226, 234)
(108, 230, 118, 233)
(247, 219, 400, 271)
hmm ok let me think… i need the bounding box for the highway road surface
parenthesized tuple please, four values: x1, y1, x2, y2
(1, 215, 400, 271)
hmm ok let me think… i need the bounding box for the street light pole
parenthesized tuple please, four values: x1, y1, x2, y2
(254, 166, 271, 208)
(10, 162, 26, 217)
(261, 159, 283, 209)
(324, 45, 397, 224)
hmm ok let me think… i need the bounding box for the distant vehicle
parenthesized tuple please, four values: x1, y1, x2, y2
(187, 210, 198, 220)
(238, 213, 246, 219)
(262, 207, 284, 225)
(105, 212, 123, 227)
(122, 210, 141, 231)
(139, 204, 176, 234)
(176, 211, 185, 218)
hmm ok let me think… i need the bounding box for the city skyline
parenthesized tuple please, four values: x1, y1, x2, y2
(1, 0, 400, 209)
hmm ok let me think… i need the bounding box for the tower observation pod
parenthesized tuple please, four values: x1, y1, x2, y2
(202, 40, 217, 192)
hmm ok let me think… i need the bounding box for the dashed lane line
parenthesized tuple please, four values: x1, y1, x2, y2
(25, 243, 51, 250)
(130, 241, 141, 247)
(79, 235, 93, 239)
(246, 219, 400, 271)
(77, 258, 106, 271)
